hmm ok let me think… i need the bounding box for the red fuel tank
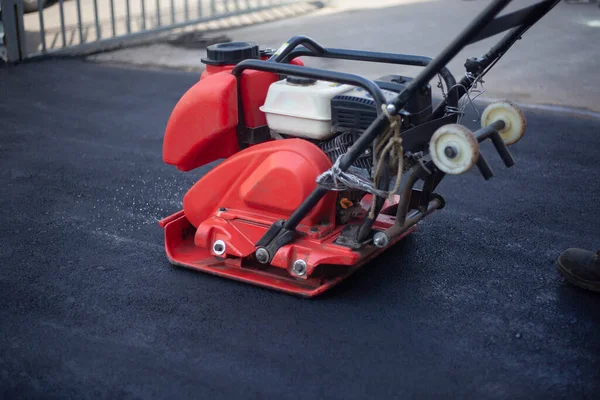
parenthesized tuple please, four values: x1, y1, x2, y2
(163, 42, 305, 171)
(200, 43, 304, 128)
(162, 71, 239, 172)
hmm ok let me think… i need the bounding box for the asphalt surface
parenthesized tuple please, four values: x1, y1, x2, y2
(1, 59, 599, 399)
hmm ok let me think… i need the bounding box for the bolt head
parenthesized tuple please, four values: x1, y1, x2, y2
(386, 104, 397, 115)
(444, 145, 458, 159)
(212, 240, 226, 255)
(373, 232, 389, 248)
(255, 248, 270, 264)
(218, 207, 227, 212)
(292, 260, 307, 276)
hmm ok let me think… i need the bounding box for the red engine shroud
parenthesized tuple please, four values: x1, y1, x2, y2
(159, 139, 415, 297)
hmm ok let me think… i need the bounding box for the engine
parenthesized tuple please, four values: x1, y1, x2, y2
(260, 74, 433, 177)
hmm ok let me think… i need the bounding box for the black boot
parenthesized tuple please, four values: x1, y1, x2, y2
(557, 248, 600, 293)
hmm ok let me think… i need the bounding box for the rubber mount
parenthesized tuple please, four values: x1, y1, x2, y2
(201, 41, 260, 66)
(481, 100, 527, 146)
(429, 124, 479, 175)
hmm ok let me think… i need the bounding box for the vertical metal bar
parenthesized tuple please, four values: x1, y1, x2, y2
(170, 0, 175, 23)
(1, 0, 19, 61)
(110, 0, 116, 37)
(197, 0, 202, 17)
(17, 0, 26, 57)
(93, 0, 101, 39)
(156, 0, 161, 27)
(75, 0, 83, 44)
(184, 0, 189, 20)
(125, 0, 131, 33)
(38, 0, 47, 53)
(58, 0, 66, 47)
(6, 0, 27, 61)
(210, 0, 216, 15)
(140, 0, 147, 30)
(234, 0, 240, 11)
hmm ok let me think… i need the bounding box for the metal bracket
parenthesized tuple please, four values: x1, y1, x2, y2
(254, 220, 296, 264)
(473, 120, 515, 180)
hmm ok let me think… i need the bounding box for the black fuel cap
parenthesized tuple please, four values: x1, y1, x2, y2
(286, 76, 317, 85)
(201, 41, 260, 66)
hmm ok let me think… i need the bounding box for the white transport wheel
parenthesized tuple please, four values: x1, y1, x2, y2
(429, 124, 479, 175)
(481, 101, 527, 145)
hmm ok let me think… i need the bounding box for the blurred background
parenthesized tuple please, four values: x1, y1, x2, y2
(2, 0, 600, 112)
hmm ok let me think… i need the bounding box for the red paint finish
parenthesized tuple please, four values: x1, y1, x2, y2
(239, 70, 278, 128)
(159, 55, 424, 296)
(199, 67, 276, 128)
(160, 201, 418, 298)
(201, 57, 305, 128)
(162, 71, 239, 171)
(164, 58, 305, 172)
(159, 137, 422, 297)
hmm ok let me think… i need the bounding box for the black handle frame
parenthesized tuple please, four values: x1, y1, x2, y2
(241, 0, 561, 261)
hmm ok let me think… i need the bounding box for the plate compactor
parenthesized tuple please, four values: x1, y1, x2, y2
(159, 0, 560, 297)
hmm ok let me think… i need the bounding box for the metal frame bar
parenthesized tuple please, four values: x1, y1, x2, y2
(93, 0, 101, 40)
(278, 38, 458, 108)
(430, 0, 561, 120)
(0, 0, 26, 62)
(125, 0, 131, 33)
(20, 0, 313, 60)
(140, 0, 147, 30)
(58, 0, 66, 47)
(250, 0, 561, 261)
(75, 0, 83, 43)
(232, 61, 388, 109)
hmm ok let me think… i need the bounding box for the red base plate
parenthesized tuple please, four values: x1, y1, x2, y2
(159, 205, 416, 298)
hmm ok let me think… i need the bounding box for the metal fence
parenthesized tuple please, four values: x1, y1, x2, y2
(1, 0, 326, 62)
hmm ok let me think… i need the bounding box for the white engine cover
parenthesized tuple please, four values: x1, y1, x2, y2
(259, 78, 354, 140)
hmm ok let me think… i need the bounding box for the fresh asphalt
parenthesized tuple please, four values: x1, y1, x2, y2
(1, 59, 599, 399)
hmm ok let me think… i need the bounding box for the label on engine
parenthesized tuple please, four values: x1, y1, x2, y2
(341, 87, 400, 102)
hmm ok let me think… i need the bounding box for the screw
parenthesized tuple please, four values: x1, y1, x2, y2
(218, 207, 226, 212)
(255, 248, 270, 264)
(373, 232, 389, 248)
(444, 145, 458, 159)
(292, 260, 307, 276)
(212, 240, 226, 255)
